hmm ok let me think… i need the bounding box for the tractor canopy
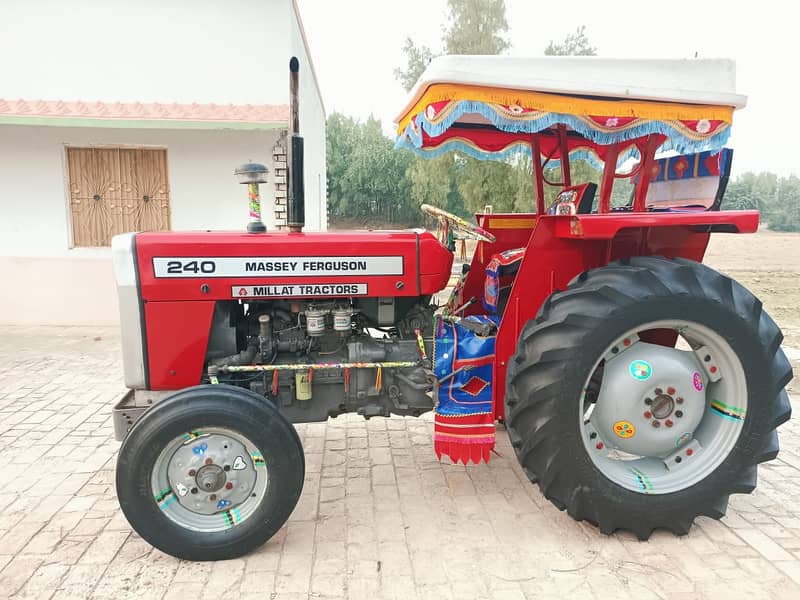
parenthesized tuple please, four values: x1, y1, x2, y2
(395, 56, 747, 214)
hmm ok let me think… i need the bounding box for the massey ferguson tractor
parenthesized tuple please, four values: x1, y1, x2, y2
(113, 56, 792, 560)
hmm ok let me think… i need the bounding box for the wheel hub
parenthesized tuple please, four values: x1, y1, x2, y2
(591, 342, 707, 457)
(195, 464, 226, 492)
(165, 432, 259, 516)
(651, 394, 675, 419)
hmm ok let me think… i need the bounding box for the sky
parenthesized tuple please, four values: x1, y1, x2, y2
(296, 0, 797, 177)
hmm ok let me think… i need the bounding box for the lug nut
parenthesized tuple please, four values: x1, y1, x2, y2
(224, 465, 231, 472)
(188, 469, 196, 476)
(652, 421, 661, 428)
(654, 388, 663, 395)
(644, 397, 653, 405)
(665, 419, 674, 428)
(191, 487, 198, 494)
(596, 442, 604, 450)
(643, 411, 652, 419)
(611, 346, 619, 354)
(667, 387, 676, 396)
(675, 456, 682, 463)
(676, 397, 684, 404)
(209, 494, 216, 501)
(686, 449, 694, 456)
(710, 366, 718, 373)
(589, 432, 597, 439)
(225, 482, 233, 490)
(205, 458, 213, 465)
(623, 338, 631, 346)
(675, 410, 683, 418)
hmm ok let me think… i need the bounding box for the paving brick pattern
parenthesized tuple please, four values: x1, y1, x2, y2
(0, 325, 799, 599)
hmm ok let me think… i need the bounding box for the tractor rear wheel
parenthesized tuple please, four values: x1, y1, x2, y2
(116, 384, 304, 560)
(505, 256, 792, 539)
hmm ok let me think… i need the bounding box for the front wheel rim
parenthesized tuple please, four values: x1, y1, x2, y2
(580, 320, 747, 495)
(151, 427, 268, 532)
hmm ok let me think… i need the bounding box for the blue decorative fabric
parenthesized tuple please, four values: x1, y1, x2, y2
(433, 315, 500, 416)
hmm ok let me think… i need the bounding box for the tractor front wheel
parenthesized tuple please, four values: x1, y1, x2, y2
(116, 384, 305, 560)
(505, 256, 792, 539)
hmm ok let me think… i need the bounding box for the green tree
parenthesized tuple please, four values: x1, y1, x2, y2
(545, 25, 597, 56)
(326, 113, 418, 225)
(443, 0, 510, 55)
(394, 38, 434, 93)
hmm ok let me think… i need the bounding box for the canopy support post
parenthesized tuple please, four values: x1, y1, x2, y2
(633, 135, 660, 212)
(598, 143, 621, 213)
(558, 125, 571, 187)
(531, 135, 545, 214)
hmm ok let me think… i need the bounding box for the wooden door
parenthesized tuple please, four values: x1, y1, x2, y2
(119, 149, 171, 233)
(66, 147, 170, 247)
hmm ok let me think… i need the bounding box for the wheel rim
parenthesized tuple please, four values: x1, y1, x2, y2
(151, 427, 268, 532)
(580, 320, 747, 495)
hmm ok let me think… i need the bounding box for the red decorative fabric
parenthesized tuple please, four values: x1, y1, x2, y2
(434, 412, 496, 465)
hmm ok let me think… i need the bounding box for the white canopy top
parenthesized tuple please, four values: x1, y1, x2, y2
(395, 55, 747, 123)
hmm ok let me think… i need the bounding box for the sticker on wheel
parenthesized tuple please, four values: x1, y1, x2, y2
(629, 360, 652, 381)
(613, 421, 636, 438)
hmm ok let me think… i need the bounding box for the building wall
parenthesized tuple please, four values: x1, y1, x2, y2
(0, 0, 290, 106)
(0, 125, 283, 325)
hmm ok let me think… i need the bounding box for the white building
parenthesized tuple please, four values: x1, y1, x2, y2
(0, 0, 327, 326)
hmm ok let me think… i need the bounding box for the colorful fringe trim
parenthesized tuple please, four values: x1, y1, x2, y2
(434, 412, 496, 465)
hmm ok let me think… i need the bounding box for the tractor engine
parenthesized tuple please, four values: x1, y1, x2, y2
(205, 297, 436, 422)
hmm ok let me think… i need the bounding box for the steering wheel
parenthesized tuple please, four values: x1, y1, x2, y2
(420, 204, 496, 244)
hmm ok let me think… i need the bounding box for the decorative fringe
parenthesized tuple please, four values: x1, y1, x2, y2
(396, 83, 734, 134)
(397, 100, 731, 159)
(375, 365, 382, 390)
(434, 413, 495, 465)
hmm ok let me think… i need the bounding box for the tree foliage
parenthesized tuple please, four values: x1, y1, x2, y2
(545, 25, 597, 56)
(326, 113, 417, 224)
(443, 0, 510, 55)
(724, 171, 800, 231)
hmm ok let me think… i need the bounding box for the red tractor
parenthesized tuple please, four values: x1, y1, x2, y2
(113, 56, 791, 560)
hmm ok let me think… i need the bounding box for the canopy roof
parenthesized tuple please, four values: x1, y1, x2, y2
(395, 56, 746, 162)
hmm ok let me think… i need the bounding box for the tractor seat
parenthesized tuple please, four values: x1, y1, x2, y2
(547, 182, 598, 215)
(483, 247, 526, 312)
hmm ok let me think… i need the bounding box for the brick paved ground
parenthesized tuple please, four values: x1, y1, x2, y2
(1, 325, 799, 600)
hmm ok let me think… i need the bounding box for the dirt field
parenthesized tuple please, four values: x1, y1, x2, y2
(705, 230, 800, 393)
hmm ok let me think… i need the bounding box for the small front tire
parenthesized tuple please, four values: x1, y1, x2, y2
(116, 384, 305, 560)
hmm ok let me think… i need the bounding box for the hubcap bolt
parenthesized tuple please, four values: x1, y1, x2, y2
(676, 397, 684, 404)
(224, 465, 231, 472)
(652, 420, 661, 428)
(205, 458, 213, 465)
(665, 419, 674, 428)
(675, 410, 683, 418)
(225, 482, 233, 490)
(589, 432, 597, 439)
(644, 398, 653, 405)
(191, 487, 198, 494)
(188, 469, 196, 476)
(596, 442, 604, 450)
(654, 387, 663, 395)
(643, 411, 652, 419)
(667, 387, 676, 395)
(675, 456, 682, 463)
(686, 449, 694, 456)
(209, 494, 216, 501)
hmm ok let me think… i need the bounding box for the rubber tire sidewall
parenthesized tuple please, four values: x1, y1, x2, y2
(116, 384, 305, 561)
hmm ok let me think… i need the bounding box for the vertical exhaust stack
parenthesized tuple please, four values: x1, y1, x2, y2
(287, 56, 305, 233)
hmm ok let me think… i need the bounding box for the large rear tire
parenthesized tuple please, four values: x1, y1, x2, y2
(116, 384, 305, 560)
(505, 256, 792, 539)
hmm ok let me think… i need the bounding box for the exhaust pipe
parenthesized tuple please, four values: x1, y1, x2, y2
(287, 56, 305, 232)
